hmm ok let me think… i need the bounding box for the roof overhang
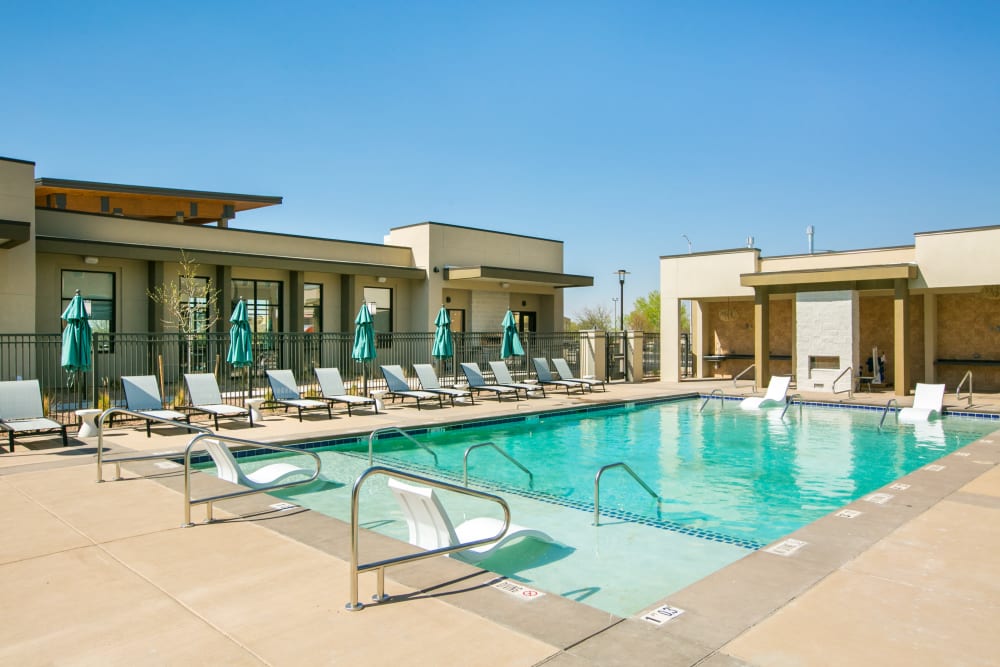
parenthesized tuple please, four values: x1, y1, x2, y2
(0, 218, 31, 249)
(35, 237, 426, 280)
(740, 263, 917, 294)
(444, 265, 593, 289)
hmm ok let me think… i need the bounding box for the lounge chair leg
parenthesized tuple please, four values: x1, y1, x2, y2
(61, 426, 68, 447)
(9, 431, 15, 453)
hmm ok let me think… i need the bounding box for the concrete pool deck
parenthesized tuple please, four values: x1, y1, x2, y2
(1, 379, 998, 666)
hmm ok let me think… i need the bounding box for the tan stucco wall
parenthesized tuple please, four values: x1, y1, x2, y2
(36, 253, 150, 332)
(935, 292, 1000, 390)
(0, 159, 36, 334)
(915, 227, 1000, 289)
(759, 247, 915, 273)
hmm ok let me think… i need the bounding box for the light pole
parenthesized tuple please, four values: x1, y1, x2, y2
(682, 234, 692, 254)
(615, 269, 629, 330)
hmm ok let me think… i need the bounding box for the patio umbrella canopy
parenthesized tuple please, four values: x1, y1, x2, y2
(431, 306, 453, 359)
(500, 309, 524, 359)
(60, 290, 92, 372)
(227, 298, 254, 368)
(352, 304, 377, 362)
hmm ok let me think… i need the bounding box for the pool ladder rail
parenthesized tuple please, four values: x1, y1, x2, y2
(956, 370, 973, 409)
(463, 441, 533, 489)
(780, 394, 802, 420)
(593, 462, 662, 526)
(346, 466, 512, 611)
(368, 426, 439, 467)
(700, 388, 725, 412)
(878, 399, 900, 431)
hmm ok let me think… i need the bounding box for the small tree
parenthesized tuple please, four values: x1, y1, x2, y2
(626, 290, 690, 332)
(570, 305, 614, 331)
(148, 251, 220, 373)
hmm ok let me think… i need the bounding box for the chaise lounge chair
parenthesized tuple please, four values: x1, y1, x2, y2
(388, 477, 557, 563)
(531, 358, 584, 395)
(488, 360, 546, 398)
(552, 358, 606, 392)
(184, 373, 254, 428)
(121, 375, 192, 437)
(898, 383, 946, 423)
(413, 364, 473, 406)
(0, 379, 68, 452)
(380, 365, 443, 410)
(314, 367, 378, 415)
(203, 437, 320, 490)
(265, 369, 333, 421)
(460, 362, 521, 402)
(739, 375, 792, 410)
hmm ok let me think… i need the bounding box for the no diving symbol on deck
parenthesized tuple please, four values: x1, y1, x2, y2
(490, 578, 544, 601)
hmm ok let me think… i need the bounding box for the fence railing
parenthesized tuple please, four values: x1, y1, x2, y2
(0, 330, 611, 424)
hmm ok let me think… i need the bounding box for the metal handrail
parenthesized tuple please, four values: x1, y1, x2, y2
(878, 399, 900, 431)
(733, 364, 756, 391)
(463, 442, 533, 488)
(593, 462, 662, 526)
(832, 366, 854, 399)
(956, 370, 973, 408)
(781, 394, 802, 420)
(368, 426, 439, 467)
(700, 388, 725, 412)
(182, 433, 321, 526)
(346, 465, 511, 611)
(96, 407, 213, 482)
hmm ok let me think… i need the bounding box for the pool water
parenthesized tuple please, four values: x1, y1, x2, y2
(228, 399, 998, 616)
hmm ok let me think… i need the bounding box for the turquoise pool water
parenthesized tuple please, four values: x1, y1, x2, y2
(228, 399, 999, 616)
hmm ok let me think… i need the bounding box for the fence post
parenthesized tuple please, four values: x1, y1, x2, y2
(579, 330, 607, 381)
(626, 331, 643, 383)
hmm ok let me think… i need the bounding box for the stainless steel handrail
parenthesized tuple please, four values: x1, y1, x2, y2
(368, 426, 438, 466)
(832, 366, 854, 399)
(182, 433, 321, 526)
(700, 388, 725, 412)
(346, 465, 511, 611)
(733, 364, 756, 391)
(96, 407, 213, 482)
(878, 399, 900, 431)
(593, 462, 661, 526)
(956, 370, 973, 408)
(462, 442, 533, 488)
(781, 394, 802, 420)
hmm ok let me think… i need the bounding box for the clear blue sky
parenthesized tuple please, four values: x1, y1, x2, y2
(4, 1, 999, 320)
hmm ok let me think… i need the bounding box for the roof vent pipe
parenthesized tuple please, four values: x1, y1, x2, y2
(746, 236, 754, 248)
(806, 225, 815, 254)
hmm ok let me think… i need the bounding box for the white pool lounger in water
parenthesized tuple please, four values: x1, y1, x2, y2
(898, 383, 946, 423)
(739, 375, 791, 410)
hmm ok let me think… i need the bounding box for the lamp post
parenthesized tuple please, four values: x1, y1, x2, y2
(615, 269, 629, 331)
(682, 234, 692, 254)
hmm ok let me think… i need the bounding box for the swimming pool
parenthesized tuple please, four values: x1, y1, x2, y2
(229, 398, 999, 616)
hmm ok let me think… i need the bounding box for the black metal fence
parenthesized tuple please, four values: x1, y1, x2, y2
(0, 330, 596, 424)
(643, 332, 660, 379)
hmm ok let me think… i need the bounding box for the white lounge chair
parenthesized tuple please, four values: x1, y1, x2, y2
(387, 478, 556, 563)
(552, 358, 606, 392)
(739, 375, 792, 410)
(203, 438, 318, 490)
(380, 365, 443, 410)
(265, 369, 332, 421)
(0, 379, 68, 452)
(460, 362, 520, 402)
(184, 373, 253, 428)
(121, 375, 192, 437)
(898, 383, 946, 423)
(314, 367, 378, 415)
(531, 358, 583, 395)
(488, 360, 545, 398)
(413, 364, 473, 405)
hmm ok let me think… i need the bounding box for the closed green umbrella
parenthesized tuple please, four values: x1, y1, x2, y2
(60, 290, 92, 372)
(431, 307, 453, 358)
(352, 304, 377, 394)
(227, 298, 254, 368)
(500, 309, 524, 359)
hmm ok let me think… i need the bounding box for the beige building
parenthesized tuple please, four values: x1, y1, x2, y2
(0, 156, 591, 338)
(660, 227, 1000, 395)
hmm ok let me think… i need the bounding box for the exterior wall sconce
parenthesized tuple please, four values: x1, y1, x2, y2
(376, 276, 387, 283)
(433, 266, 440, 273)
(83, 256, 99, 265)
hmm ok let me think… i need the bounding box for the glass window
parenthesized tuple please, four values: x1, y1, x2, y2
(513, 311, 536, 333)
(184, 276, 212, 333)
(304, 283, 322, 333)
(363, 287, 392, 347)
(232, 279, 283, 333)
(62, 270, 114, 335)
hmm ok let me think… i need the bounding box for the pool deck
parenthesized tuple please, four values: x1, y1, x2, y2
(2, 379, 999, 666)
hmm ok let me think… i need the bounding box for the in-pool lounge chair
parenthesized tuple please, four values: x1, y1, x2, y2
(380, 365, 443, 410)
(388, 477, 557, 564)
(531, 358, 583, 395)
(314, 367, 378, 415)
(413, 364, 473, 406)
(739, 376, 792, 410)
(460, 362, 521, 402)
(184, 373, 253, 428)
(0, 379, 68, 452)
(488, 360, 545, 398)
(552, 358, 606, 392)
(121, 375, 192, 437)
(203, 438, 319, 490)
(265, 369, 333, 421)
(898, 383, 946, 423)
